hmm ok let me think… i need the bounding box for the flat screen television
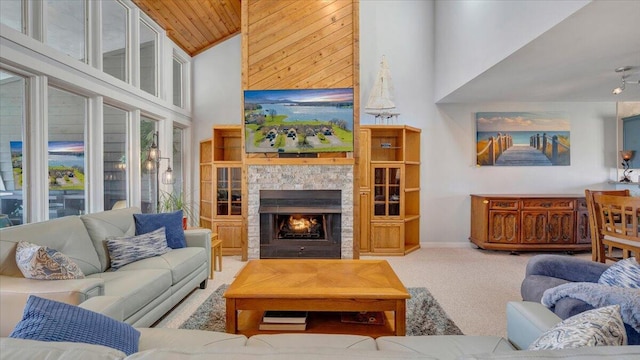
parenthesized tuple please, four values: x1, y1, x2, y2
(244, 88, 354, 154)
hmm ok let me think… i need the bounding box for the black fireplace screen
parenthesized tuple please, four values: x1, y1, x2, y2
(277, 214, 325, 239)
(259, 190, 341, 259)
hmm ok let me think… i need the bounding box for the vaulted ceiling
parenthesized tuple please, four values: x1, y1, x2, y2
(132, 0, 241, 56)
(134, 1, 639, 103)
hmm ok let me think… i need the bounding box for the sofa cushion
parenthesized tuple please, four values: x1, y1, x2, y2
(1, 216, 102, 276)
(375, 335, 514, 359)
(15, 241, 85, 280)
(9, 295, 140, 355)
(528, 305, 627, 350)
(87, 268, 171, 320)
(115, 247, 206, 285)
(599, 257, 640, 288)
(247, 333, 377, 350)
(81, 207, 139, 272)
(125, 347, 439, 360)
(134, 211, 186, 249)
(106, 227, 171, 270)
(137, 328, 247, 351)
(0, 338, 126, 360)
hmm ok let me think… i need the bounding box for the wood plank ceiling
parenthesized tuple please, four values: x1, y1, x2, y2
(132, 0, 241, 56)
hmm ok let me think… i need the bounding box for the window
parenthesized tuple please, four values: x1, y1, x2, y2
(48, 87, 87, 219)
(102, 0, 128, 82)
(172, 126, 184, 195)
(140, 117, 157, 213)
(172, 57, 183, 107)
(139, 21, 157, 96)
(45, 0, 87, 62)
(0, 70, 26, 225)
(0, 0, 23, 33)
(104, 105, 128, 209)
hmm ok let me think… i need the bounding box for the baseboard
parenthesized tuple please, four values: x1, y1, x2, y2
(419, 242, 474, 248)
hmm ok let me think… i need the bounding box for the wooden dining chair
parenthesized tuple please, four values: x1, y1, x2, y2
(584, 189, 630, 262)
(593, 194, 640, 262)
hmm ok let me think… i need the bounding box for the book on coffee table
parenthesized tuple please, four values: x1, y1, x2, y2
(262, 311, 308, 324)
(258, 321, 307, 331)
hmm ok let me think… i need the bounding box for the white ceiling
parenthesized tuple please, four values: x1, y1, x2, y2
(438, 1, 640, 103)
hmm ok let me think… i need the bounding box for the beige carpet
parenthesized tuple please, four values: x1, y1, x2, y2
(154, 246, 590, 338)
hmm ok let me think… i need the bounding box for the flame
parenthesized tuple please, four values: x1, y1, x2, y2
(288, 216, 317, 231)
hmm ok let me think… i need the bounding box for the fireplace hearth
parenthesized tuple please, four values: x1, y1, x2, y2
(259, 190, 341, 259)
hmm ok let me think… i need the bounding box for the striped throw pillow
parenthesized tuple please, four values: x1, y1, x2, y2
(106, 227, 171, 270)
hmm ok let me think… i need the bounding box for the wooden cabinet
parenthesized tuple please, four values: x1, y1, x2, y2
(359, 125, 421, 255)
(199, 126, 247, 258)
(199, 139, 213, 230)
(470, 194, 591, 252)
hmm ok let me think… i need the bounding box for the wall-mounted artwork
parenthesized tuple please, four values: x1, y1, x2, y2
(244, 88, 354, 154)
(11, 141, 85, 190)
(476, 112, 570, 166)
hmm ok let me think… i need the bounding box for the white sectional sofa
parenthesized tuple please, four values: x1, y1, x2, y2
(1, 301, 638, 359)
(0, 207, 211, 337)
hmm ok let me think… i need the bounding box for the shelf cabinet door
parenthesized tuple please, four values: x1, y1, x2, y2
(372, 166, 402, 218)
(214, 221, 244, 255)
(215, 166, 242, 216)
(371, 222, 403, 254)
(488, 210, 519, 243)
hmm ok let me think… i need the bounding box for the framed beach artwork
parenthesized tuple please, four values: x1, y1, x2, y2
(11, 141, 85, 190)
(476, 112, 570, 166)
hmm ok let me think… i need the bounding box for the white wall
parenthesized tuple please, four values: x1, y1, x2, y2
(434, 0, 589, 102)
(191, 34, 241, 204)
(190, 0, 621, 246)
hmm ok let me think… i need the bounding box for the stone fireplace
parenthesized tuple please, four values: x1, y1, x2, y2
(247, 165, 354, 259)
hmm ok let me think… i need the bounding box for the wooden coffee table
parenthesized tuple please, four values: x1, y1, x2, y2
(224, 259, 410, 337)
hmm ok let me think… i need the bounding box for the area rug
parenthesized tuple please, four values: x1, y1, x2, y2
(180, 285, 463, 336)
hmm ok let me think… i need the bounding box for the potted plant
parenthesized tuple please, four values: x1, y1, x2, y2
(158, 190, 196, 229)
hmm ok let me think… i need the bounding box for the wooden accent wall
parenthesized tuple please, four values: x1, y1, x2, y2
(242, 0, 359, 92)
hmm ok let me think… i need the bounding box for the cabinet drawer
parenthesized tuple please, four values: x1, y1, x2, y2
(489, 200, 519, 210)
(521, 199, 574, 210)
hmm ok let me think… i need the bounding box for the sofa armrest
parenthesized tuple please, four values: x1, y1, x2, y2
(506, 301, 562, 350)
(0, 275, 104, 337)
(185, 228, 212, 278)
(524, 254, 609, 283)
(78, 295, 124, 321)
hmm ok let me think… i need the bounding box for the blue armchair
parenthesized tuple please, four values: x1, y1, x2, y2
(521, 254, 639, 345)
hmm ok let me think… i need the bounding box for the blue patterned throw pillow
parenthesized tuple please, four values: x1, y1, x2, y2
(599, 257, 640, 288)
(528, 305, 627, 350)
(15, 241, 85, 280)
(9, 295, 140, 355)
(134, 210, 186, 249)
(106, 227, 171, 270)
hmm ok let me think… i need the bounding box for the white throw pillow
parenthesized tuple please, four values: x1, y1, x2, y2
(599, 257, 640, 288)
(528, 305, 627, 350)
(15, 241, 85, 280)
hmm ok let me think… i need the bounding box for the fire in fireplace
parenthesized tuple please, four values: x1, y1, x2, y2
(278, 214, 325, 239)
(259, 190, 341, 259)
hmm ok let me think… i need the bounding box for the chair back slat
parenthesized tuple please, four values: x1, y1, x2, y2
(593, 194, 640, 261)
(584, 189, 630, 262)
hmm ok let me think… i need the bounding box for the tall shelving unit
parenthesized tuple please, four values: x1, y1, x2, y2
(204, 125, 246, 257)
(359, 125, 421, 255)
